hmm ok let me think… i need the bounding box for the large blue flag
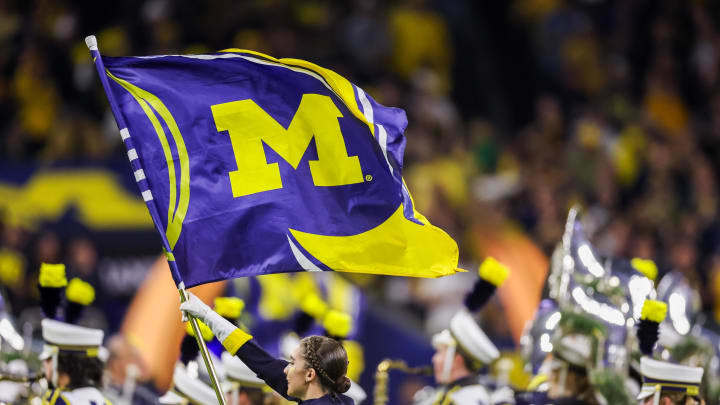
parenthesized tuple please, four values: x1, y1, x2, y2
(86, 36, 459, 287)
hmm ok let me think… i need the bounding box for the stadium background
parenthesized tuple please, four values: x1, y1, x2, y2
(2, 0, 720, 403)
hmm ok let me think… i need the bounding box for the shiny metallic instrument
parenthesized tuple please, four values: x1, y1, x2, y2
(373, 359, 432, 405)
(0, 370, 41, 383)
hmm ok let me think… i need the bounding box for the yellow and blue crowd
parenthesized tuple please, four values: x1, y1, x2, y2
(3, 0, 720, 404)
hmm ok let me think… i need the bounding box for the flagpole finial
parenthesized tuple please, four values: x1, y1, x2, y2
(85, 35, 98, 51)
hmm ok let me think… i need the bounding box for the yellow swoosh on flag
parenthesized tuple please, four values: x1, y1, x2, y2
(289, 205, 459, 278)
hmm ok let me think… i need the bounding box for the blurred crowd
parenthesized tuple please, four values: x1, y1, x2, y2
(3, 0, 720, 353)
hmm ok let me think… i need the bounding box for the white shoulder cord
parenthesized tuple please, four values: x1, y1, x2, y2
(652, 385, 661, 405)
(441, 345, 456, 384)
(51, 351, 59, 388)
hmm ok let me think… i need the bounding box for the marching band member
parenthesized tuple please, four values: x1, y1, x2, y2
(180, 291, 355, 404)
(414, 257, 510, 405)
(322, 310, 367, 405)
(637, 358, 704, 405)
(635, 300, 705, 405)
(542, 311, 607, 405)
(103, 334, 159, 405)
(37, 263, 111, 404)
(279, 293, 366, 405)
(40, 319, 108, 405)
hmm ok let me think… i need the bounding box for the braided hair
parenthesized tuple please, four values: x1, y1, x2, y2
(300, 336, 351, 395)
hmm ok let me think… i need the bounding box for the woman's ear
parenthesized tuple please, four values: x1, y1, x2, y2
(306, 367, 316, 383)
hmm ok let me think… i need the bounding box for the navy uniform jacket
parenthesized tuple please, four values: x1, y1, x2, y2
(514, 392, 590, 405)
(236, 339, 354, 405)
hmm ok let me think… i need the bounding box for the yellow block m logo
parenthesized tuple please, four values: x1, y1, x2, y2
(211, 94, 365, 197)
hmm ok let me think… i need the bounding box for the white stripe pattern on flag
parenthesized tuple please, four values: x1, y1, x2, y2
(134, 169, 146, 182)
(127, 148, 138, 161)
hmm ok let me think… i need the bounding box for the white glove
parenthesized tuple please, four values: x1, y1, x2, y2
(179, 292, 237, 344)
(179, 291, 211, 322)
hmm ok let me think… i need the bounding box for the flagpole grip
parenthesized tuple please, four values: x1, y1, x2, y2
(179, 287, 228, 405)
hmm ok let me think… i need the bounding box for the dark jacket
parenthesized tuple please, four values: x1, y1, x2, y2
(514, 391, 590, 405)
(236, 339, 354, 405)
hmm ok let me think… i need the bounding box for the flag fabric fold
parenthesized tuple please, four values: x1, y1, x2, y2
(87, 37, 459, 287)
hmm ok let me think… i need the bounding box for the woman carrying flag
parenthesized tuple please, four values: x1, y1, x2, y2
(180, 292, 354, 405)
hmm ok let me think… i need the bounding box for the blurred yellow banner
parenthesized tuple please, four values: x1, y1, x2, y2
(0, 169, 152, 229)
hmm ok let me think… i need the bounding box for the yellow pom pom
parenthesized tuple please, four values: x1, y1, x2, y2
(39, 263, 67, 288)
(323, 309, 352, 338)
(631, 258, 658, 281)
(0, 249, 25, 288)
(291, 273, 320, 302)
(641, 300, 667, 323)
(214, 297, 245, 319)
(186, 320, 214, 342)
(66, 278, 95, 306)
(478, 257, 510, 287)
(257, 273, 295, 320)
(342, 340, 365, 381)
(300, 293, 329, 319)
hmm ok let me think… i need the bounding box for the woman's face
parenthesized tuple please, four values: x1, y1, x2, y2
(284, 345, 311, 398)
(42, 357, 69, 388)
